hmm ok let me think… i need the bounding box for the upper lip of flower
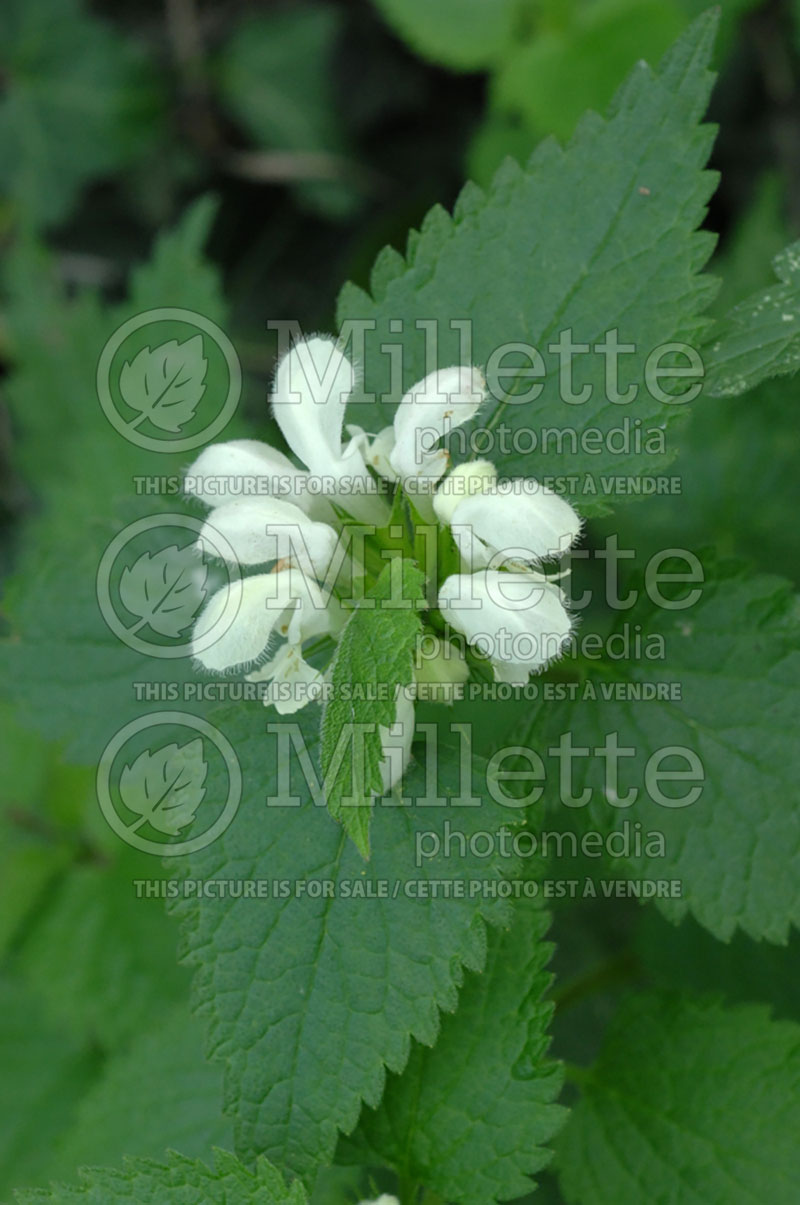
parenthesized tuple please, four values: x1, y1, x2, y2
(437, 568, 574, 680)
(447, 485, 583, 568)
(195, 496, 340, 579)
(389, 365, 487, 483)
(271, 335, 366, 480)
(184, 335, 387, 524)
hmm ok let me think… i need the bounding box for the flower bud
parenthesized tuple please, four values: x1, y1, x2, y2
(433, 459, 497, 526)
(377, 690, 415, 795)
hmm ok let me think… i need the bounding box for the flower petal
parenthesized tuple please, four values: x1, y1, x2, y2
(377, 689, 415, 796)
(413, 634, 468, 703)
(450, 483, 581, 568)
(438, 569, 572, 678)
(196, 498, 339, 577)
(249, 643, 324, 714)
(192, 569, 331, 672)
(272, 337, 355, 475)
(349, 424, 398, 482)
(433, 459, 497, 525)
(390, 365, 486, 483)
(184, 439, 312, 510)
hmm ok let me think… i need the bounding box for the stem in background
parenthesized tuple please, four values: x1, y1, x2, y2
(551, 949, 640, 1013)
(222, 148, 379, 190)
(563, 1060, 590, 1087)
(165, 0, 205, 89)
(397, 1173, 420, 1204)
(163, 0, 379, 192)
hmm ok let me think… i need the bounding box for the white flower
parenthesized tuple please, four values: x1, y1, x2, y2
(377, 688, 415, 794)
(435, 462, 581, 570)
(195, 497, 339, 579)
(185, 336, 387, 524)
(184, 336, 400, 712)
(184, 437, 317, 511)
(192, 568, 334, 676)
(357, 1196, 400, 1205)
(438, 569, 573, 684)
(432, 458, 498, 525)
(390, 365, 486, 484)
(273, 336, 364, 481)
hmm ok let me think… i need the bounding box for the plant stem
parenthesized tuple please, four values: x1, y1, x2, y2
(397, 1173, 420, 1204)
(552, 949, 640, 1013)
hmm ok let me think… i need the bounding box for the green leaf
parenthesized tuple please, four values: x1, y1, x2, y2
(511, 558, 800, 942)
(0, 978, 100, 1198)
(370, 0, 524, 70)
(338, 14, 719, 513)
(1, 201, 229, 759)
(0, 705, 77, 957)
(0, 0, 160, 228)
(2, 523, 198, 763)
(600, 372, 800, 585)
(19, 847, 191, 1049)
(596, 179, 800, 582)
(0, 814, 71, 957)
(1, 197, 226, 538)
(14, 1149, 308, 1204)
(493, 0, 687, 144)
(51, 1007, 230, 1175)
(557, 994, 800, 1205)
(174, 704, 525, 1182)
(321, 559, 425, 856)
(341, 899, 566, 1203)
(703, 240, 800, 396)
(219, 6, 340, 152)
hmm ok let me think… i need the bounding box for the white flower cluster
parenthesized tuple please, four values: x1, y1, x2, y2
(185, 335, 581, 782)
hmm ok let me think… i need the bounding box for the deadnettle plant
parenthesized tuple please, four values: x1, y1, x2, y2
(185, 334, 582, 796)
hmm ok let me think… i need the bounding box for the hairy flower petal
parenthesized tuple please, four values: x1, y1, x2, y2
(438, 569, 572, 679)
(195, 498, 339, 577)
(390, 365, 486, 483)
(184, 438, 311, 510)
(192, 569, 331, 672)
(451, 483, 582, 568)
(272, 336, 356, 475)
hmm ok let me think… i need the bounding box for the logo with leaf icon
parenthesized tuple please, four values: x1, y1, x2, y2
(119, 335, 208, 434)
(97, 712, 242, 856)
(119, 738, 207, 838)
(119, 543, 207, 639)
(97, 513, 242, 660)
(97, 307, 241, 453)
